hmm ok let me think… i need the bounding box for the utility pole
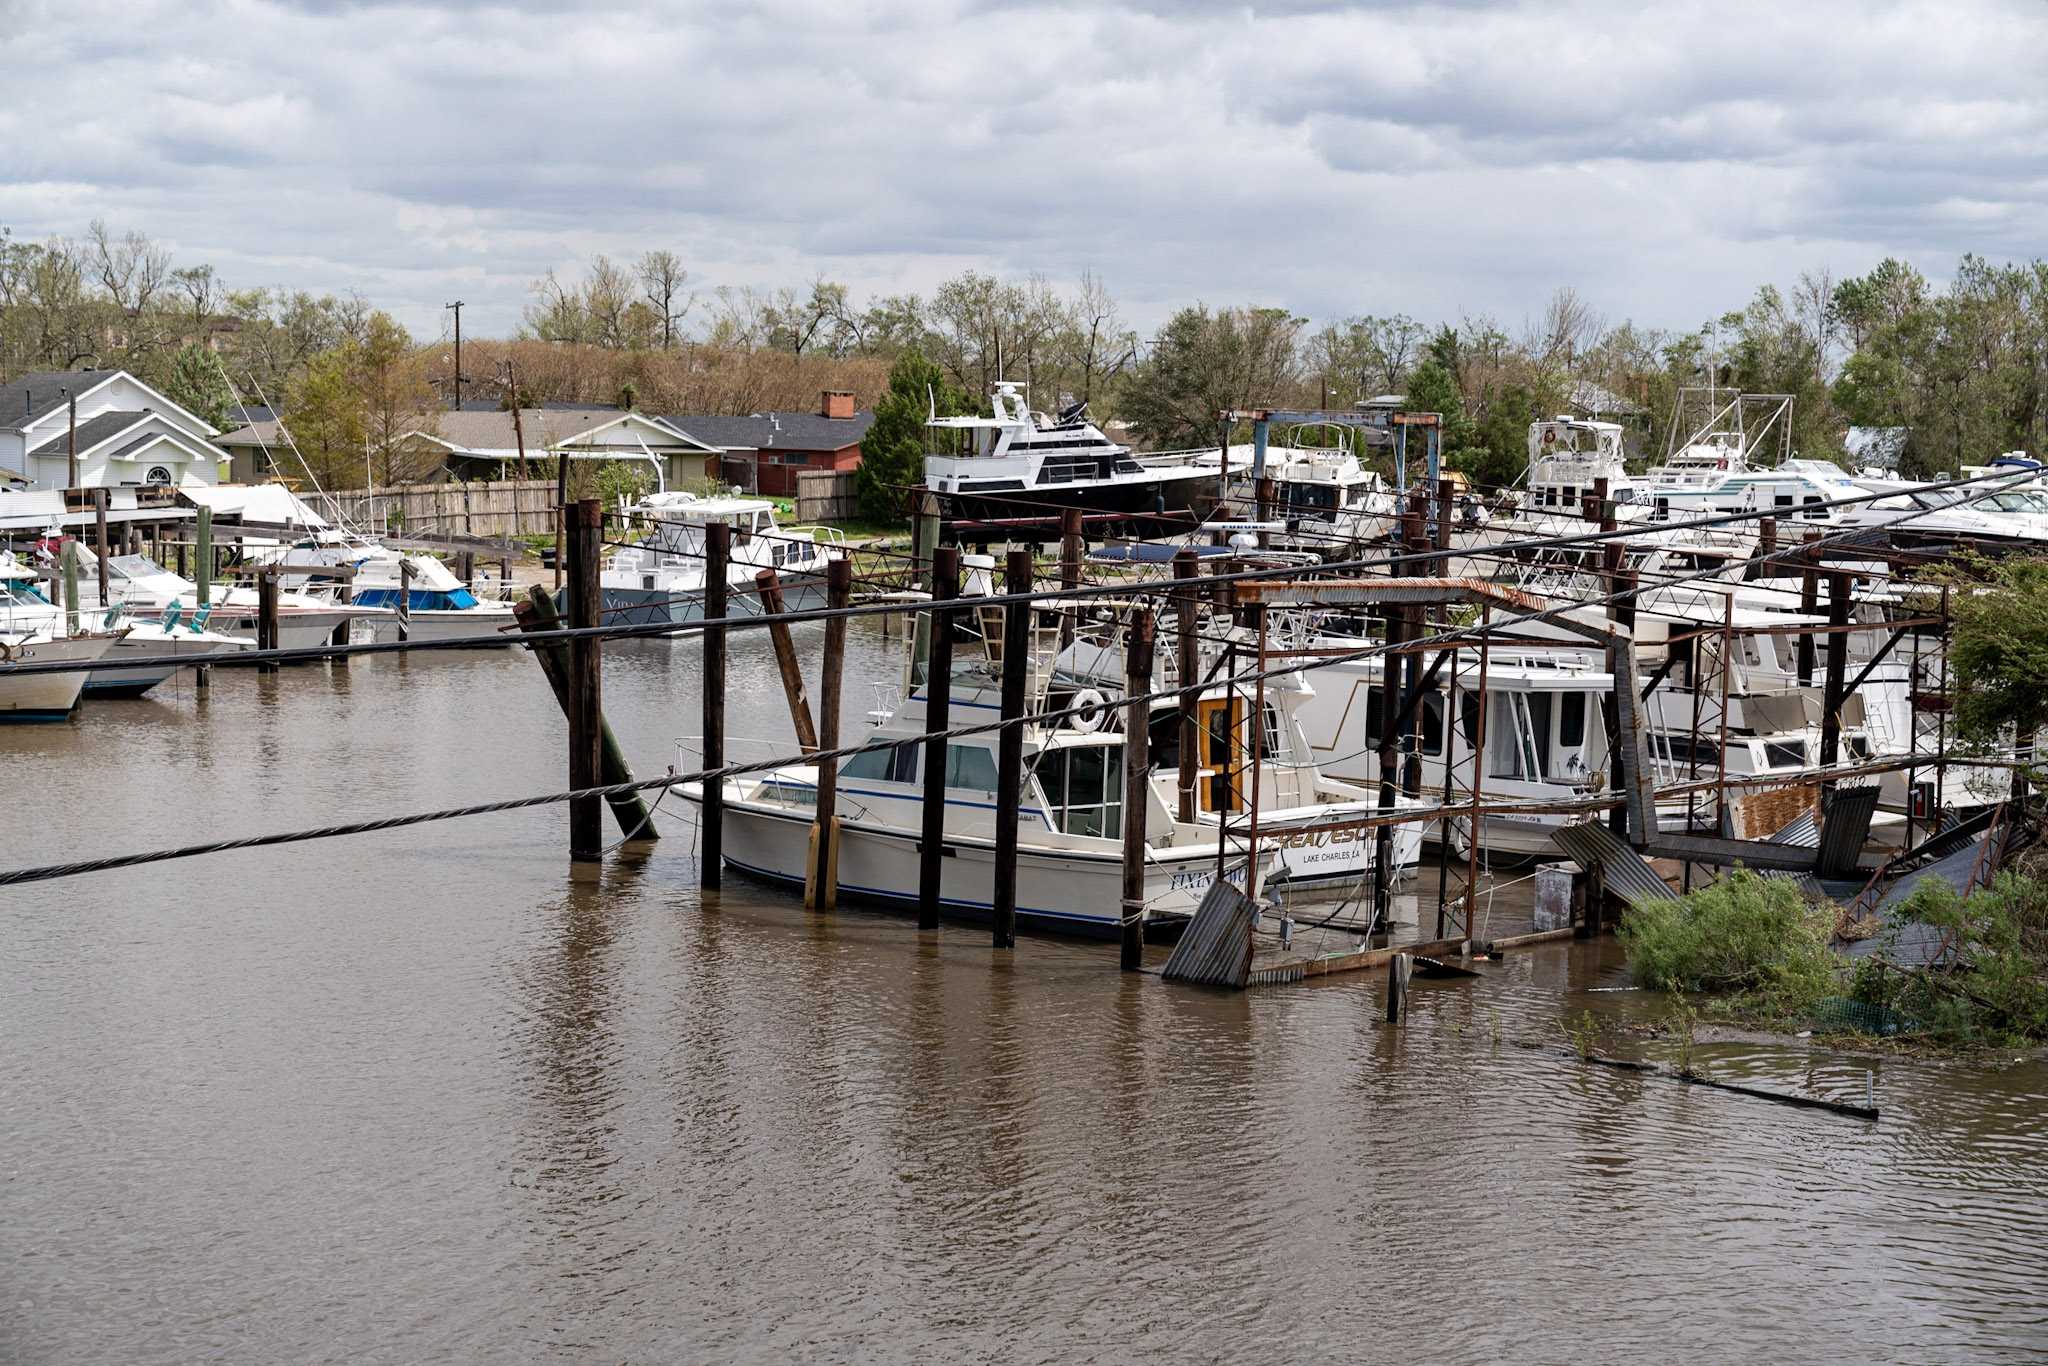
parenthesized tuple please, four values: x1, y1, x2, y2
(445, 300, 464, 410)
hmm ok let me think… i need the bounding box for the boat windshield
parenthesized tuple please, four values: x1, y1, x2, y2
(108, 554, 167, 580)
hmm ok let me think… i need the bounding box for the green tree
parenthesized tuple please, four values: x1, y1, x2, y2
(1122, 304, 1304, 448)
(279, 347, 366, 488)
(855, 348, 966, 524)
(162, 343, 237, 429)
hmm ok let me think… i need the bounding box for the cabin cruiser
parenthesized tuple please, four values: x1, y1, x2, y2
(1285, 623, 1619, 863)
(1513, 416, 1638, 527)
(0, 555, 251, 698)
(1046, 616, 1427, 886)
(0, 628, 114, 721)
(597, 491, 842, 628)
(925, 384, 1215, 523)
(673, 659, 1270, 937)
(1193, 440, 1400, 552)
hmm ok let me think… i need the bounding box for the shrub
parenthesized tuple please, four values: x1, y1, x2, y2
(1620, 869, 1839, 1017)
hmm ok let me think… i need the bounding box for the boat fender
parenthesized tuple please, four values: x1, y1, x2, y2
(1070, 688, 1108, 732)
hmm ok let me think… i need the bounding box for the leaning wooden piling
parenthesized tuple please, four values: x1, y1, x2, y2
(515, 587, 656, 841)
(755, 569, 818, 753)
(918, 546, 959, 931)
(566, 499, 604, 866)
(806, 557, 852, 910)
(991, 548, 1032, 949)
(1121, 609, 1155, 971)
(1385, 951, 1412, 1023)
(702, 520, 729, 889)
(395, 558, 414, 643)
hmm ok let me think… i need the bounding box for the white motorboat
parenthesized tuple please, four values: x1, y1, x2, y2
(925, 384, 1215, 524)
(84, 551, 388, 649)
(1194, 439, 1401, 552)
(1047, 616, 1426, 887)
(0, 556, 251, 697)
(1288, 622, 1620, 863)
(0, 631, 112, 721)
(673, 602, 1280, 936)
(597, 491, 842, 628)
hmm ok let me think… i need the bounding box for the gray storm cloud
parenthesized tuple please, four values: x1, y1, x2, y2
(0, 0, 2040, 337)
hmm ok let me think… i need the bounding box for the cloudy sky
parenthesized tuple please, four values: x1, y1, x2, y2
(3, 0, 2042, 343)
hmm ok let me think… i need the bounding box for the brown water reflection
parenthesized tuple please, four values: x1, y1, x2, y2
(2, 628, 2045, 1362)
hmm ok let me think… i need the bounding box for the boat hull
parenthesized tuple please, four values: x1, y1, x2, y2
(364, 608, 519, 646)
(84, 634, 253, 696)
(0, 636, 102, 721)
(935, 469, 1219, 530)
(683, 787, 1249, 938)
(587, 574, 830, 630)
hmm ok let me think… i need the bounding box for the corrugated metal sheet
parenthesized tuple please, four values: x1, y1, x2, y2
(1767, 810, 1820, 847)
(1162, 881, 1256, 988)
(1817, 786, 1881, 878)
(1548, 821, 1677, 908)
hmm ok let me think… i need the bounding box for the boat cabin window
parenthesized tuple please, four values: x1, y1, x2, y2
(1262, 704, 1285, 760)
(945, 744, 999, 791)
(1363, 687, 1445, 756)
(1033, 745, 1122, 838)
(1559, 693, 1586, 748)
(1774, 494, 1794, 508)
(1802, 496, 1825, 518)
(841, 743, 904, 781)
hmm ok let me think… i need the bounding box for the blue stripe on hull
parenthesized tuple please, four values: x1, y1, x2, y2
(0, 709, 77, 722)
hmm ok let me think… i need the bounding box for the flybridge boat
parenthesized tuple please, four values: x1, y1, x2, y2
(924, 384, 1215, 524)
(597, 491, 842, 628)
(1515, 416, 1637, 526)
(1194, 440, 1401, 552)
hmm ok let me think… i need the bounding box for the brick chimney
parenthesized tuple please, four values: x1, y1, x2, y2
(821, 389, 855, 420)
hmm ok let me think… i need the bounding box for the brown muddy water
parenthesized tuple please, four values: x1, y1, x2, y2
(3, 623, 2046, 1363)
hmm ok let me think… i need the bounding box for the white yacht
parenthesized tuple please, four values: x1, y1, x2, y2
(1286, 624, 1619, 863)
(598, 491, 842, 628)
(674, 683, 1268, 938)
(1194, 440, 1400, 552)
(925, 385, 1215, 523)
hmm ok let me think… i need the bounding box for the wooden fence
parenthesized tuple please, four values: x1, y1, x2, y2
(319, 480, 560, 538)
(795, 470, 857, 523)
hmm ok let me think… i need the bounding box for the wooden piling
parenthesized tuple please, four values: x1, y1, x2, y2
(1796, 533, 1821, 685)
(1819, 567, 1850, 793)
(60, 541, 80, 636)
(194, 506, 212, 690)
(1057, 506, 1084, 652)
(755, 569, 818, 753)
(806, 557, 852, 910)
(553, 456, 570, 592)
(1121, 610, 1155, 972)
(913, 490, 943, 593)
(991, 548, 1032, 949)
(918, 546, 960, 931)
(1173, 548, 1200, 824)
(516, 586, 656, 842)
(702, 520, 729, 890)
(395, 558, 413, 643)
(566, 499, 604, 866)
(257, 567, 279, 673)
(1372, 593, 1405, 932)
(92, 488, 111, 610)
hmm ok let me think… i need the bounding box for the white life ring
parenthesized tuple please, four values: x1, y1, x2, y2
(1070, 688, 1108, 732)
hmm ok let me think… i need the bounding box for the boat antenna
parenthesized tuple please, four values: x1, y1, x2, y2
(211, 350, 366, 539)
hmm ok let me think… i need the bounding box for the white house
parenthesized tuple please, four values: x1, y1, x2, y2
(0, 369, 227, 491)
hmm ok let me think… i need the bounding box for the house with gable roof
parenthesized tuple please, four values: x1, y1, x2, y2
(0, 369, 227, 491)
